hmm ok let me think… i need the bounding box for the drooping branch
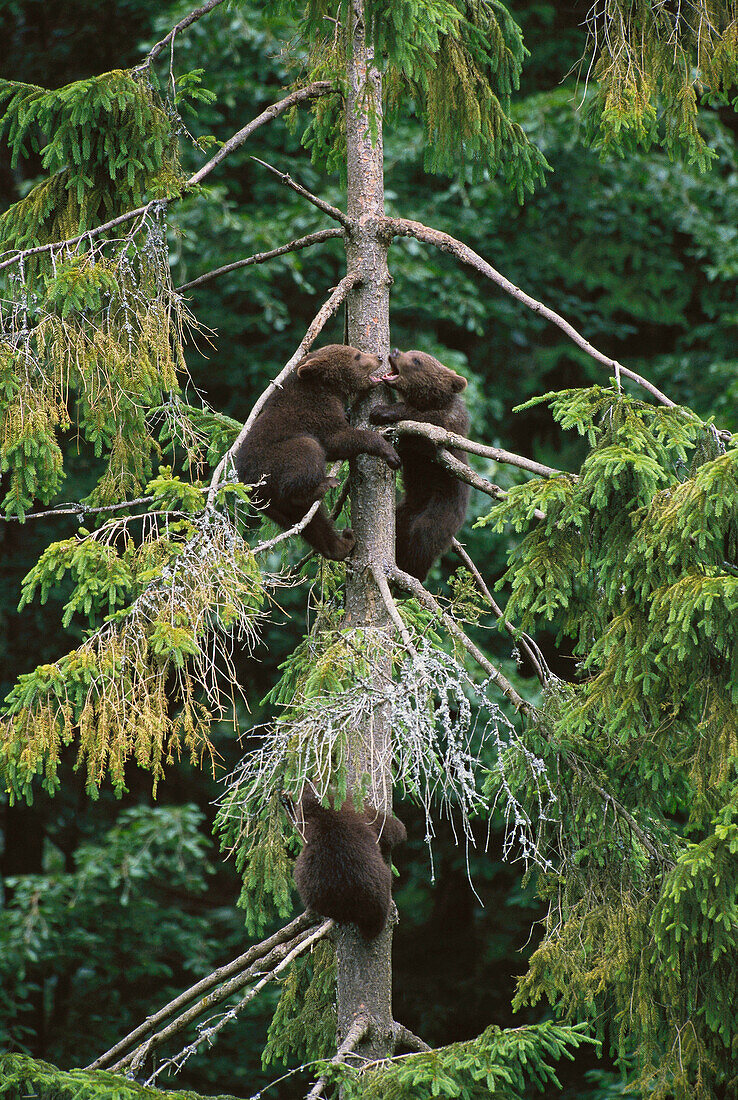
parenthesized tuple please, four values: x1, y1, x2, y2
(436, 446, 546, 520)
(88, 911, 318, 1071)
(189, 84, 335, 187)
(112, 919, 334, 1076)
(452, 538, 548, 686)
(306, 1013, 371, 1100)
(0, 87, 335, 273)
(251, 157, 353, 229)
(392, 421, 568, 479)
(177, 228, 345, 292)
(385, 217, 678, 409)
(387, 564, 531, 715)
(137, 0, 227, 69)
(206, 270, 359, 506)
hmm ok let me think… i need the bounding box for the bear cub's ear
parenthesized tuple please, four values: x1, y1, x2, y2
(296, 347, 332, 380)
(450, 371, 467, 393)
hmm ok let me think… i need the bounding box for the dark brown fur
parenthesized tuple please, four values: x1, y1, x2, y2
(293, 790, 406, 939)
(233, 345, 400, 560)
(370, 349, 471, 581)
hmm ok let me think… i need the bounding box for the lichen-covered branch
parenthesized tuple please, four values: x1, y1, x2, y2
(88, 911, 318, 1071)
(391, 420, 566, 478)
(177, 228, 345, 292)
(306, 1013, 371, 1100)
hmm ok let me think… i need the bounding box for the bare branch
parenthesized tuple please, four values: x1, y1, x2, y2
(88, 911, 318, 1071)
(434, 446, 546, 520)
(0, 203, 159, 273)
(385, 217, 678, 409)
(392, 1022, 431, 1053)
(206, 270, 359, 506)
(251, 157, 353, 229)
(113, 919, 334, 1074)
(189, 83, 335, 187)
(306, 1014, 371, 1100)
(136, 0, 227, 69)
(177, 228, 345, 292)
(452, 538, 549, 686)
(0, 495, 156, 523)
(141, 919, 334, 1085)
(392, 421, 568, 479)
(387, 564, 531, 715)
(371, 563, 418, 657)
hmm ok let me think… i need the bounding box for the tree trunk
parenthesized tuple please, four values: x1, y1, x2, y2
(338, 0, 396, 1068)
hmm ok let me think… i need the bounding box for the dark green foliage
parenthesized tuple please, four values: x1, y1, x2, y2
(262, 939, 336, 1068)
(330, 1021, 594, 1099)
(0, 1053, 242, 1100)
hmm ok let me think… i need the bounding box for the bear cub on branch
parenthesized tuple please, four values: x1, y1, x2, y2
(370, 348, 471, 581)
(293, 789, 406, 939)
(233, 344, 400, 560)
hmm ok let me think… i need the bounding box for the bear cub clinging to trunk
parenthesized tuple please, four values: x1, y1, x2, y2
(293, 789, 406, 939)
(233, 344, 400, 561)
(370, 348, 470, 581)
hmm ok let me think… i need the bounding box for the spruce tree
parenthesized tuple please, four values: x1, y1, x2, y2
(0, 2, 737, 1098)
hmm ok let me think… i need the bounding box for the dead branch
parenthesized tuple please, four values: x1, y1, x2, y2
(385, 217, 678, 410)
(387, 563, 530, 714)
(371, 563, 418, 657)
(177, 228, 345, 292)
(435, 447, 546, 520)
(137, 0, 227, 68)
(141, 919, 334, 1085)
(189, 84, 335, 187)
(206, 270, 359, 506)
(0, 495, 156, 523)
(112, 919, 334, 1074)
(251, 157, 353, 229)
(392, 1022, 431, 1053)
(306, 1013, 371, 1100)
(391, 420, 568, 479)
(452, 538, 549, 686)
(87, 911, 318, 1071)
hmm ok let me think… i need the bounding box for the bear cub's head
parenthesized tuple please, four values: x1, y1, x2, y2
(384, 349, 467, 410)
(296, 344, 396, 397)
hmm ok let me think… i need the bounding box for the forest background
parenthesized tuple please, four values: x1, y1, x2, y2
(0, 0, 737, 1098)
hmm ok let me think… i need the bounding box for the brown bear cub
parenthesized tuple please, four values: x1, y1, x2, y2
(293, 789, 406, 939)
(233, 344, 400, 560)
(370, 348, 471, 581)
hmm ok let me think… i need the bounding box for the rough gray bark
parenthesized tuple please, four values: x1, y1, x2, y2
(337, 0, 396, 1070)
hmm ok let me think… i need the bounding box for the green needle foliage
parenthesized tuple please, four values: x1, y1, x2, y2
(0, 1054, 242, 1100)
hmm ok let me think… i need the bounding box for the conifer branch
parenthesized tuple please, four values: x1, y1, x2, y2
(306, 1014, 371, 1100)
(113, 919, 334, 1076)
(391, 421, 567, 479)
(392, 1022, 432, 1053)
(177, 228, 345, 292)
(206, 270, 359, 506)
(189, 84, 336, 186)
(137, 0, 228, 68)
(250, 157, 353, 229)
(384, 217, 678, 410)
(88, 911, 318, 1071)
(451, 538, 549, 686)
(387, 564, 530, 714)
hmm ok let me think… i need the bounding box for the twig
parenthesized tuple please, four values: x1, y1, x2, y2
(189, 84, 335, 187)
(113, 919, 334, 1074)
(251, 157, 353, 229)
(306, 1013, 371, 1100)
(206, 270, 359, 506)
(136, 0, 227, 69)
(142, 919, 334, 1085)
(392, 1022, 431, 1053)
(0, 495, 156, 523)
(250, 461, 342, 556)
(391, 421, 568, 479)
(177, 228, 345, 292)
(451, 538, 548, 686)
(87, 911, 318, 1071)
(371, 563, 418, 657)
(385, 217, 678, 410)
(387, 563, 530, 714)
